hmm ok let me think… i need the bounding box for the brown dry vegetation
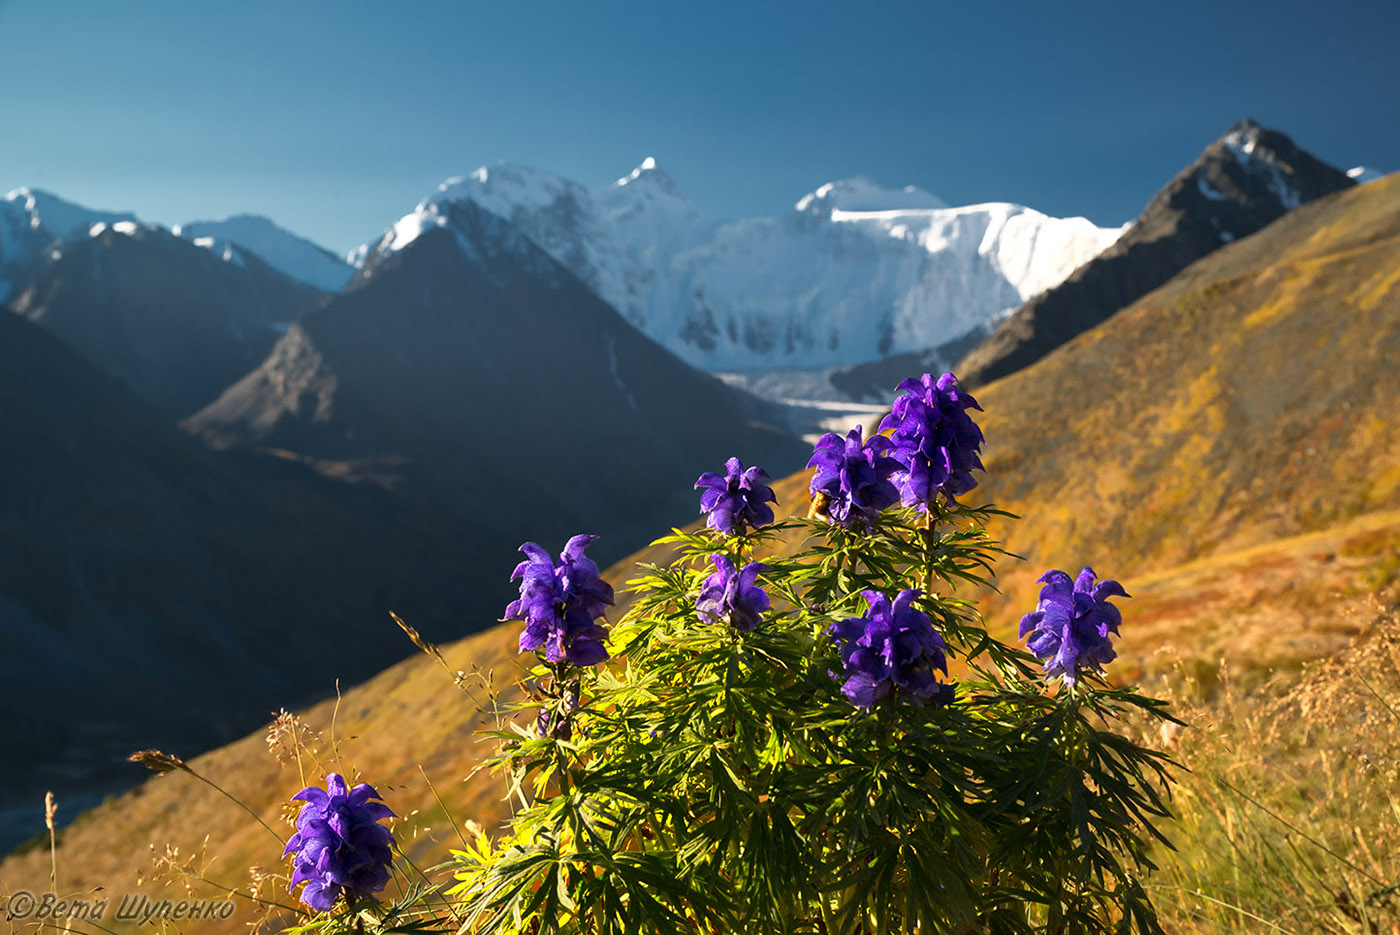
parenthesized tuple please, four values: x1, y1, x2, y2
(2, 179, 1398, 933)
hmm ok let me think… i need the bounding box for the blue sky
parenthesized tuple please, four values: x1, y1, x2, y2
(0, 0, 1395, 255)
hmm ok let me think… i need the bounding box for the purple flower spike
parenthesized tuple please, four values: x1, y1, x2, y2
(807, 426, 902, 530)
(828, 590, 952, 709)
(1018, 567, 1128, 686)
(696, 555, 770, 633)
(695, 457, 778, 536)
(878, 372, 985, 509)
(505, 534, 615, 667)
(283, 773, 395, 912)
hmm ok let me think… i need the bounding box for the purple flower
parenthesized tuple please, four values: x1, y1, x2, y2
(1018, 568, 1128, 686)
(505, 534, 615, 667)
(878, 372, 985, 509)
(696, 555, 770, 633)
(695, 457, 778, 536)
(283, 773, 395, 912)
(828, 590, 953, 709)
(807, 426, 902, 530)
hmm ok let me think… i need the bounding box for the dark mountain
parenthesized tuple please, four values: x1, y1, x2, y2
(0, 310, 504, 851)
(186, 200, 807, 567)
(7, 224, 325, 417)
(951, 119, 1355, 387)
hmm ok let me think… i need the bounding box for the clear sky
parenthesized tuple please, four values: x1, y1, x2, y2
(1, 0, 1395, 256)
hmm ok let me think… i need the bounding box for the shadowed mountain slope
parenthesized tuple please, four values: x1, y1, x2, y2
(952, 119, 1355, 388)
(187, 200, 806, 568)
(7, 224, 324, 417)
(0, 311, 509, 850)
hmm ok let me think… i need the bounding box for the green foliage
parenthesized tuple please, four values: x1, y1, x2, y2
(449, 501, 1180, 934)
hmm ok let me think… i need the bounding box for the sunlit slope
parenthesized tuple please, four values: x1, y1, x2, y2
(971, 172, 1400, 623)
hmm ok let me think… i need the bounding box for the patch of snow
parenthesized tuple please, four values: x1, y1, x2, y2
(602, 332, 640, 412)
(1347, 166, 1385, 184)
(1197, 176, 1227, 201)
(1222, 123, 1301, 209)
(384, 207, 447, 252)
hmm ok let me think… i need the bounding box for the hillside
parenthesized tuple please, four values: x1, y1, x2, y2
(3, 171, 1397, 933)
(969, 171, 1400, 622)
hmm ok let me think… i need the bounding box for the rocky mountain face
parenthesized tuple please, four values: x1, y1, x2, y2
(8, 223, 325, 417)
(189, 199, 807, 566)
(359, 160, 1123, 374)
(953, 119, 1356, 387)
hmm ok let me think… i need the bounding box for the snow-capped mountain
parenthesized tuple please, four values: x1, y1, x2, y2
(0, 187, 142, 301)
(1, 188, 351, 302)
(174, 214, 354, 291)
(358, 160, 1124, 373)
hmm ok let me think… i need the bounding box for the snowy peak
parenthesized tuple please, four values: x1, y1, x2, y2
(1128, 119, 1358, 249)
(953, 119, 1356, 389)
(796, 177, 947, 217)
(432, 162, 589, 218)
(613, 156, 683, 197)
(363, 198, 561, 289)
(5, 187, 140, 242)
(174, 214, 353, 292)
(1216, 118, 1308, 209)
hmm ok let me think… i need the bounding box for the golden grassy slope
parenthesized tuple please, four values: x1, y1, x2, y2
(971, 173, 1400, 628)
(3, 177, 1399, 934)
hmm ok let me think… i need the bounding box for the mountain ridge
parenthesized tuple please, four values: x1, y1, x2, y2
(953, 119, 1356, 387)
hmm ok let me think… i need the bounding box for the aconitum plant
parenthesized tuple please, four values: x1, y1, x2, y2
(695, 456, 777, 535)
(696, 554, 769, 633)
(449, 370, 1177, 935)
(880, 370, 986, 508)
(806, 425, 902, 529)
(828, 588, 952, 708)
(283, 773, 395, 912)
(1020, 566, 1129, 686)
(504, 534, 614, 667)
